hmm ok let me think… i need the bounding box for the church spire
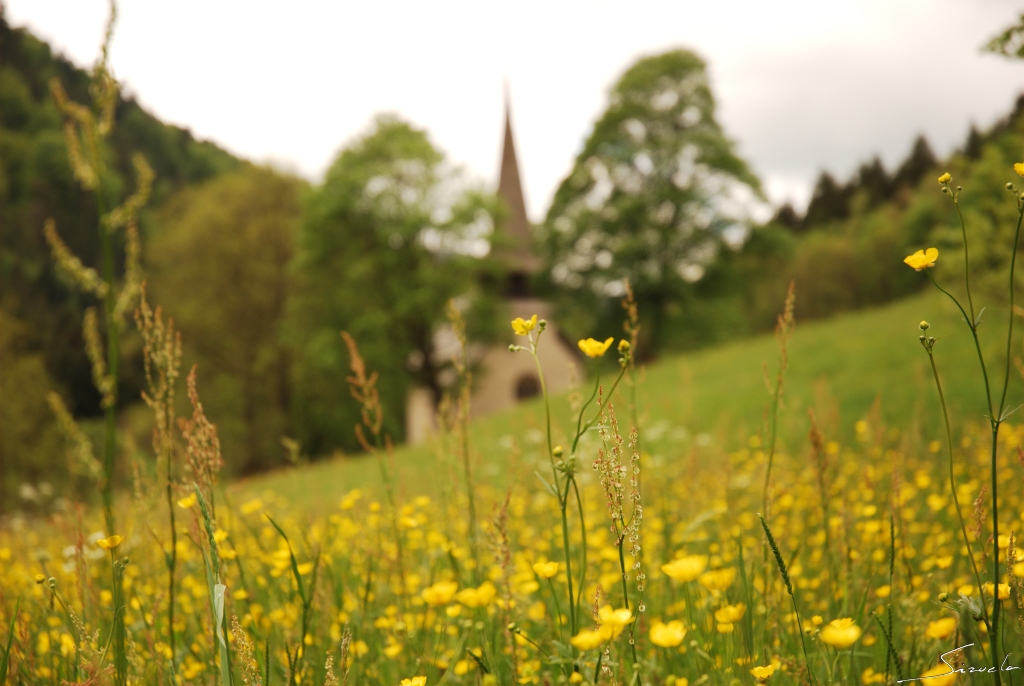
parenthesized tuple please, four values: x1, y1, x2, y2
(496, 90, 539, 280)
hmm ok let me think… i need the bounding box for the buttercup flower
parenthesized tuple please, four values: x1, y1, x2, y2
(1014, 163, 1024, 178)
(903, 248, 939, 271)
(176, 494, 197, 509)
(661, 555, 707, 582)
(597, 605, 634, 639)
(578, 337, 614, 358)
(421, 581, 458, 606)
(924, 617, 957, 640)
(750, 665, 776, 681)
(983, 582, 1011, 600)
(455, 581, 496, 608)
(938, 172, 951, 184)
(697, 567, 736, 592)
(400, 677, 427, 686)
(819, 618, 862, 649)
(96, 535, 123, 551)
(532, 561, 559, 579)
(714, 603, 746, 624)
(918, 664, 957, 686)
(511, 315, 538, 336)
(569, 628, 607, 651)
(649, 620, 687, 647)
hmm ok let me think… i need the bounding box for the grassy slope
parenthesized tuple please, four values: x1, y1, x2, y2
(234, 288, 1020, 511)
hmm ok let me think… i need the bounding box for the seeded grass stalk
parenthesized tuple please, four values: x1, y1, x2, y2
(922, 176, 1024, 682)
(195, 484, 231, 686)
(447, 301, 480, 577)
(43, 5, 154, 682)
(135, 288, 183, 668)
(759, 513, 816, 686)
(761, 281, 796, 519)
(342, 331, 408, 602)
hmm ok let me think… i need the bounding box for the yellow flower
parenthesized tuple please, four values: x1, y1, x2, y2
(456, 581, 496, 608)
(903, 248, 939, 271)
(96, 535, 123, 551)
(569, 628, 607, 651)
(511, 315, 538, 336)
(577, 337, 614, 358)
(819, 618, 862, 649)
(34, 574, 46, 584)
(714, 603, 746, 624)
(697, 567, 736, 592)
(421, 581, 458, 606)
(918, 664, 957, 686)
(937, 172, 951, 184)
(983, 582, 1011, 600)
(925, 617, 958, 640)
(177, 494, 197, 509)
(569, 673, 584, 684)
(1014, 163, 1024, 178)
(862, 667, 886, 685)
(661, 555, 707, 583)
(596, 605, 634, 639)
(532, 561, 559, 579)
(400, 677, 427, 686)
(750, 665, 776, 681)
(649, 620, 687, 648)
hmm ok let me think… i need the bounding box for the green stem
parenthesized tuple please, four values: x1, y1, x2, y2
(925, 348, 990, 627)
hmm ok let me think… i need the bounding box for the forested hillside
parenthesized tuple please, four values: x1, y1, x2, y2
(0, 11, 240, 501)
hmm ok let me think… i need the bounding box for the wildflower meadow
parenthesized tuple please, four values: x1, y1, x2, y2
(6, 4, 1024, 686)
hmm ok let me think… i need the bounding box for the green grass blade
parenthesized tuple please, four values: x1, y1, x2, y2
(0, 597, 20, 683)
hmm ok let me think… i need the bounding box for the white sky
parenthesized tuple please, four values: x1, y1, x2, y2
(6, 0, 1023, 219)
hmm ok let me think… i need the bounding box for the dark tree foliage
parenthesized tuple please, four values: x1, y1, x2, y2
(772, 202, 801, 231)
(891, 135, 937, 192)
(802, 171, 852, 228)
(856, 157, 892, 207)
(0, 14, 239, 418)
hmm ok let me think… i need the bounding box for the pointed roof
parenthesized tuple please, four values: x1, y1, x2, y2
(497, 94, 539, 273)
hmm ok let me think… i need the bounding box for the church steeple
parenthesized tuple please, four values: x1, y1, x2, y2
(496, 91, 539, 292)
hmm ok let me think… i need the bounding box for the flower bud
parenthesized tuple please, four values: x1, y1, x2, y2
(35, 574, 45, 584)
(552, 445, 564, 457)
(919, 321, 929, 331)
(1008, 183, 1015, 190)
(938, 592, 949, 602)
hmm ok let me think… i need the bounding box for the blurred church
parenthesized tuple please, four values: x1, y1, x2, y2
(405, 96, 580, 443)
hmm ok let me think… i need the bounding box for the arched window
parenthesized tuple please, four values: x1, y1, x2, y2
(515, 373, 541, 400)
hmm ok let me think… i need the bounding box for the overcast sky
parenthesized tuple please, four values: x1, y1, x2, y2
(6, 0, 1023, 219)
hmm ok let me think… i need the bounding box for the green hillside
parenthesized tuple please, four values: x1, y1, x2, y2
(237, 287, 1015, 510)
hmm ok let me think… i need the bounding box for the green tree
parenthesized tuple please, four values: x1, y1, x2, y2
(288, 114, 500, 454)
(539, 49, 761, 353)
(148, 165, 303, 474)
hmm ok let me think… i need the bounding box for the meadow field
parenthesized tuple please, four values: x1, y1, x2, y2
(5, 4, 1024, 686)
(5, 278, 1024, 685)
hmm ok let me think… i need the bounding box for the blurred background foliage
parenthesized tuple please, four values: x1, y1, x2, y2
(2, 10, 1023, 509)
